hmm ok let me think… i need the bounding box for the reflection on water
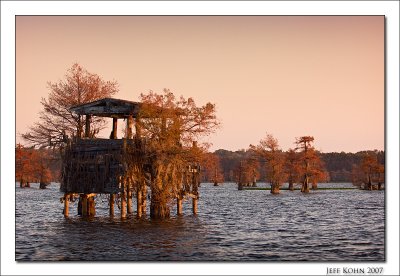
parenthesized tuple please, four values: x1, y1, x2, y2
(16, 182, 384, 261)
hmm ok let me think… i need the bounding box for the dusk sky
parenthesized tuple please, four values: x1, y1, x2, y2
(16, 16, 384, 153)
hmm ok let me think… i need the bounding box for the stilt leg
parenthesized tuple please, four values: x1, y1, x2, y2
(192, 197, 198, 215)
(109, 194, 115, 217)
(64, 194, 69, 217)
(82, 195, 88, 217)
(88, 196, 95, 217)
(127, 190, 133, 214)
(121, 191, 127, 219)
(177, 197, 183, 216)
(137, 189, 142, 218)
(141, 185, 147, 216)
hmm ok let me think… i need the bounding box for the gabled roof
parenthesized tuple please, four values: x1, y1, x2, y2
(70, 98, 142, 118)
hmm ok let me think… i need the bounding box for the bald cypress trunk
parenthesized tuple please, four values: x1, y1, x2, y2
(271, 183, 280, 194)
(366, 175, 372, 190)
(39, 182, 48, 189)
(150, 192, 170, 219)
(301, 175, 309, 193)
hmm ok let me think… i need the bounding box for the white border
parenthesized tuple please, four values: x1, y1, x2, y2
(2, 1, 399, 275)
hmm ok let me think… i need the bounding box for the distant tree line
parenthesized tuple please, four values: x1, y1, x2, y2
(201, 148, 384, 184)
(351, 153, 384, 190)
(15, 144, 61, 188)
(200, 134, 328, 193)
(321, 150, 384, 182)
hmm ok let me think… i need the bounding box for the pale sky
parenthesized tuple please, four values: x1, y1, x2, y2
(16, 16, 384, 153)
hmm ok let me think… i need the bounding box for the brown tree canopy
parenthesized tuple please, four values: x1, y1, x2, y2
(352, 153, 384, 190)
(138, 89, 219, 147)
(295, 136, 327, 192)
(16, 144, 53, 188)
(21, 63, 118, 148)
(284, 148, 302, 190)
(16, 144, 36, 185)
(123, 89, 220, 218)
(233, 157, 260, 186)
(309, 154, 329, 186)
(201, 152, 224, 184)
(250, 133, 286, 193)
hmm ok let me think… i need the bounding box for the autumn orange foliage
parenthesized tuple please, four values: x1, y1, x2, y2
(250, 134, 285, 193)
(201, 153, 224, 185)
(22, 63, 118, 148)
(352, 153, 384, 190)
(295, 136, 327, 193)
(15, 144, 53, 188)
(123, 89, 219, 219)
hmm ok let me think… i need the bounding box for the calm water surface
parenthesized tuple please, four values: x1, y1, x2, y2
(16, 182, 384, 261)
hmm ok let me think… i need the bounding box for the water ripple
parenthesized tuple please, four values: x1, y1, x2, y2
(16, 182, 384, 261)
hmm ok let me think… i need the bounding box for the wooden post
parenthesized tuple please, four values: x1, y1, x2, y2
(177, 197, 183, 216)
(82, 195, 88, 217)
(127, 189, 133, 214)
(137, 188, 142, 218)
(63, 194, 69, 218)
(109, 194, 115, 217)
(177, 168, 183, 215)
(121, 182, 127, 219)
(126, 115, 133, 139)
(78, 195, 83, 215)
(190, 142, 200, 215)
(112, 118, 118, 139)
(135, 118, 142, 138)
(192, 197, 198, 215)
(88, 196, 95, 217)
(77, 115, 83, 138)
(141, 184, 147, 216)
(85, 115, 91, 138)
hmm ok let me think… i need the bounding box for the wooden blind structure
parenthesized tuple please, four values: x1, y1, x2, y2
(60, 98, 142, 194)
(60, 97, 200, 219)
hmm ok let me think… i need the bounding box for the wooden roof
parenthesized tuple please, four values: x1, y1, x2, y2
(70, 98, 142, 118)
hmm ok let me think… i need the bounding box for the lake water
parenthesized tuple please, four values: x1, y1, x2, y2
(15, 182, 384, 261)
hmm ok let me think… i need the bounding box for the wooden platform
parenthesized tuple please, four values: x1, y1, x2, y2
(60, 138, 143, 194)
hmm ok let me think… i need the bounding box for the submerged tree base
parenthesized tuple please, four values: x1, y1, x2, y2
(19, 182, 31, 188)
(150, 193, 171, 219)
(150, 204, 171, 219)
(270, 185, 280, 194)
(301, 183, 310, 193)
(39, 182, 49, 189)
